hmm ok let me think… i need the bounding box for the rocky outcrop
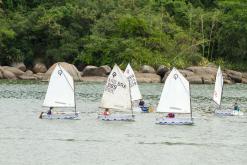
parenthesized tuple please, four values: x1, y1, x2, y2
(225, 69, 242, 83)
(186, 66, 217, 76)
(2, 66, 24, 77)
(140, 65, 156, 73)
(0, 67, 3, 79)
(187, 75, 203, 84)
(43, 62, 81, 81)
(135, 72, 160, 83)
(242, 73, 247, 84)
(33, 63, 47, 73)
(80, 76, 107, 82)
(82, 65, 111, 77)
(11, 62, 26, 72)
(1, 69, 17, 79)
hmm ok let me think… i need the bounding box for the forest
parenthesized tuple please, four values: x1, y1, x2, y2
(0, 0, 246, 70)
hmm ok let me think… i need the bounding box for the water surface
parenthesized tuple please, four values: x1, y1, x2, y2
(0, 80, 246, 165)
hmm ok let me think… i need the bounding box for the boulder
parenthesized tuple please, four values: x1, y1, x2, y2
(99, 65, 111, 75)
(186, 66, 217, 76)
(0, 68, 3, 79)
(11, 62, 26, 72)
(24, 70, 33, 76)
(242, 72, 247, 79)
(242, 78, 247, 84)
(2, 69, 17, 79)
(224, 79, 233, 84)
(225, 69, 242, 83)
(135, 72, 160, 83)
(34, 73, 44, 80)
(179, 69, 194, 77)
(187, 75, 203, 84)
(80, 76, 107, 82)
(33, 63, 47, 73)
(82, 65, 110, 77)
(156, 65, 169, 78)
(2, 66, 24, 76)
(140, 65, 156, 73)
(201, 75, 214, 84)
(43, 62, 81, 81)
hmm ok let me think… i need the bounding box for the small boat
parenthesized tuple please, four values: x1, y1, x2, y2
(213, 66, 243, 116)
(155, 68, 193, 125)
(124, 64, 149, 113)
(40, 63, 80, 120)
(98, 64, 135, 121)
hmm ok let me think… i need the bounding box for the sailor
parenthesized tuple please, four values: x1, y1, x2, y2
(233, 103, 240, 112)
(47, 107, 53, 115)
(139, 99, 145, 107)
(166, 113, 175, 118)
(103, 108, 110, 116)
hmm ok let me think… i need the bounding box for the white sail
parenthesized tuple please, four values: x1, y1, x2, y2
(124, 64, 142, 101)
(43, 64, 75, 107)
(213, 66, 223, 106)
(156, 68, 191, 113)
(100, 64, 131, 111)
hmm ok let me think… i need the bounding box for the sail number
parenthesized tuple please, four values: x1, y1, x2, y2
(105, 78, 126, 93)
(127, 75, 137, 87)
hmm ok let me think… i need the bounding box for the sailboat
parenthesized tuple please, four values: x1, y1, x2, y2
(40, 63, 80, 119)
(155, 68, 193, 125)
(124, 64, 148, 112)
(98, 64, 135, 121)
(213, 66, 243, 116)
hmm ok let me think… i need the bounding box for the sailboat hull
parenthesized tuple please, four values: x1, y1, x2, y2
(40, 112, 80, 120)
(98, 114, 135, 121)
(155, 117, 193, 125)
(215, 110, 244, 116)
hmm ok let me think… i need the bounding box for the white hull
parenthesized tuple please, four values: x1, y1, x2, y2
(215, 110, 244, 116)
(40, 111, 80, 120)
(98, 114, 135, 121)
(156, 117, 193, 125)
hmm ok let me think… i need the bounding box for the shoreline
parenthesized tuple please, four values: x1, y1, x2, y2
(0, 63, 247, 84)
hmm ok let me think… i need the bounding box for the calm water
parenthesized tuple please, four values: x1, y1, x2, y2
(0, 80, 247, 165)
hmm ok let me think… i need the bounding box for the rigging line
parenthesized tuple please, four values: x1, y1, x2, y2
(57, 63, 74, 91)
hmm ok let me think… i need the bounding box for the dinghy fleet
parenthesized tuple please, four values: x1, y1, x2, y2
(40, 63, 244, 124)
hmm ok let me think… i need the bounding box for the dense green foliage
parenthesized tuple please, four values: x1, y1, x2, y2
(0, 0, 246, 70)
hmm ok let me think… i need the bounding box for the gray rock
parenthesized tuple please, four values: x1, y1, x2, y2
(11, 62, 26, 72)
(24, 70, 33, 76)
(202, 75, 214, 84)
(0, 68, 3, 79)
(225, 69, 242, 83)
(43, 62, 81, 81)
(179, 69, 194, 77)
(2, 69, 17, 79)
(135, 72, 160, 83)
(242, 78, 247, 84)
(140, 65, 155, 73)
(99, 65, 111, 75)
(186, 66, 217, 76)
(2, 66, 24, 76)
(156, 65, 169, 78)
(187, 75, 203, 84)
(33, 63, 47, 73)
(82, 65, 109, 77)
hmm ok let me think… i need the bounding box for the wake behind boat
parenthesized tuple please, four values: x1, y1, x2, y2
(98, 64, 135, 121)
(213, 66, 244, 116)
(155, 68, 193, 125)
(40, 63, 80, 120)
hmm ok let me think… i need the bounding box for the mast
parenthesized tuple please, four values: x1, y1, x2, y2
(189, 83, 192, 120)
(129, 78, 134, 118)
